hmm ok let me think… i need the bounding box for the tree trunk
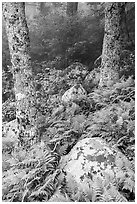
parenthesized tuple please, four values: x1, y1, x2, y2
(2, 3, 38, 146)
(99, 3, 125, 87)
(66, 2, 78, 16)
(39, 2, 47, 15)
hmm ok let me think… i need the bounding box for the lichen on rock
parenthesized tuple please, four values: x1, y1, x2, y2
(60, 137, 134, 202)
(62, 84, 87, 104)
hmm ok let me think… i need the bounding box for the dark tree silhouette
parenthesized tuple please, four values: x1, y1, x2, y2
(66, 2, 78, 16)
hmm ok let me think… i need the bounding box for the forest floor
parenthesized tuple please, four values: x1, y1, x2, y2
(2, 62, 135, 202)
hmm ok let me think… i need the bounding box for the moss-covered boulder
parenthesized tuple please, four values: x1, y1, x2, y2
(62, 84, 87, 104)
(60, 137, 135, 202)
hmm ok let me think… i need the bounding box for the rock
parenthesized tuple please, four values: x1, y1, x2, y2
(2, 137, 15, 154)
(60, 137, 134, 202)
(62, 84, 87, 104)
(65, 102, 81, 116)
(2, 119, 19, 139)
(52, 105, 65, 117)
(2, 120, 19, 153)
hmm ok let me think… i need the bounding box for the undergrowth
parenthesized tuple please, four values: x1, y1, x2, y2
(2, 142, 62, 202)
(85, 76, 135, 161)
(2, 67, 135, 201)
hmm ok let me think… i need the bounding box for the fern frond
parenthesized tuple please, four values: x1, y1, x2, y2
(107, 185, 128, 202)
(43, 152, 60, 168)
(50, 120, 65, 127)
(26, 176, 41, 190)
(91, 176, 105, 202)
(15, 158, 38, 169)
(22, 189, 30, 202)
(114, 191, 128, 202)
(28, 170, 61, 201)
(28, 190, 49, 201)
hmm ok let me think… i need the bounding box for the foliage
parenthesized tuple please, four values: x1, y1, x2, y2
(85, 77, 135, 161)
(2, 142, 62, 202)
(27, 8, 104, 69)
(120, 50, 135, 78)
(2, 70, 135, 202)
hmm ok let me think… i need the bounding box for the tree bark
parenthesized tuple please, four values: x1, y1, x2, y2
(39, 2, 47, 15)
(66, 2, 78, 16)
(99, 3, 125, 87)
(2, 3, 38, 146)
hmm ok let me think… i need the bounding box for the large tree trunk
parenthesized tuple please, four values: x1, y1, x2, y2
(2, 3, 38, 146)
(66, 2, 78, 16)
(99, 3, 125, 87)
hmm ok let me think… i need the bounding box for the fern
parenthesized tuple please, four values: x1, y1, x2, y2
(28, 169, 61, 201)
(14, 158, 38, 169)
(28, 190, 49, 201)
(91, 176, 105, 202)
(86, 79, 135, 160)
(23, 168, 43, 184)
(2, 138, 62, 202)
(3, 58, 135, 202)
(106, 185, 128, 202)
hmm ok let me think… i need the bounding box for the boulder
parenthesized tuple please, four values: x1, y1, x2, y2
(65, 102, 81, 116)
(62, 84, 87, 104)
(52, 105, 65, 117)
(2, 119, 19, 153)
(60, 137, 134, 202)
(2, 137, 15, 154)
(2, 119, 19, 139)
